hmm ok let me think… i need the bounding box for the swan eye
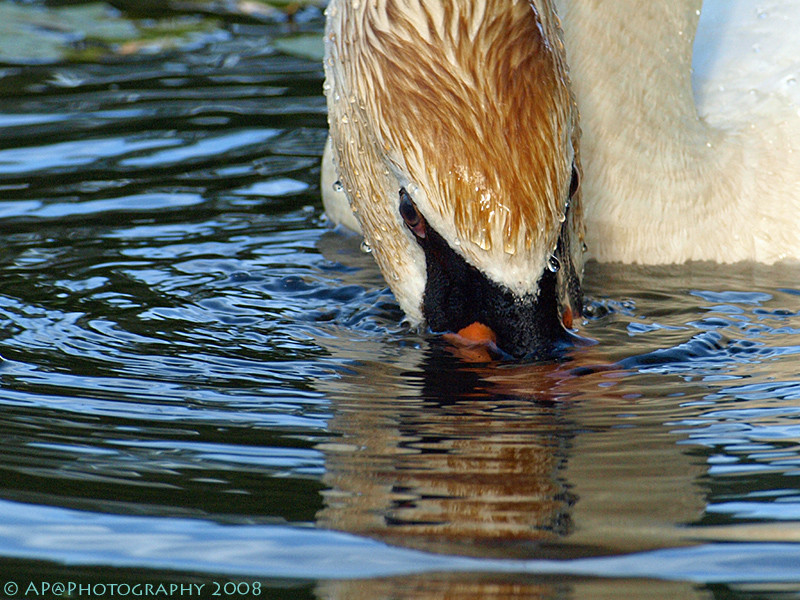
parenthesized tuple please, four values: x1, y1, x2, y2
(399, 188, 426, 238)
(569, 163, 580, 198)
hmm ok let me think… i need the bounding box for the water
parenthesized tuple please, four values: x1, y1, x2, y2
(1, 2, 800, 598)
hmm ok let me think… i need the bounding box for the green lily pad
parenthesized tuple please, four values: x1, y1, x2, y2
(0, 2, 221, 65)
(272, 32, 324, 62)
(0, 3, 136, 64)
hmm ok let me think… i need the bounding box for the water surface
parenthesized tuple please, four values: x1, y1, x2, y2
(1, 2, 800, 599)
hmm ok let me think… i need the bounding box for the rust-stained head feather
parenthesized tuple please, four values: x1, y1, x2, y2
(325, 0, 582, 322)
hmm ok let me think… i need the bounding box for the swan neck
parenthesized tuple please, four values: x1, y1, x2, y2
(558, 0, 705, 141)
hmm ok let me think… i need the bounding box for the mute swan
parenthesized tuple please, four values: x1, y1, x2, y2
(321, 0, 800, 358)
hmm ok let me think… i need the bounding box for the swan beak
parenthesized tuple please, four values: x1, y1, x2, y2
(456, 322, 498, 345)
(414, 217, 582, 361)
(442, 298, 581, 362)
(456, 308, 575, 347)
(442, 322, 499, 363)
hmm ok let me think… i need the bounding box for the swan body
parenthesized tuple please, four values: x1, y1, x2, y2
(322, 0, 800, 356)
(557, 0, 800, 264)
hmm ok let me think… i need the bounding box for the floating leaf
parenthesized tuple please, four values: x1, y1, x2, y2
(273, 33, 324, 62)
(0, 4, 90, 64)
(0, 2, 221, 64)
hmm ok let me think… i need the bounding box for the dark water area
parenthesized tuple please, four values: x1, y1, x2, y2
(1, 2, 800, 598)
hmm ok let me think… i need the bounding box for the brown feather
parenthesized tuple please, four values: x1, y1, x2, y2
(325, 0, 583, 319)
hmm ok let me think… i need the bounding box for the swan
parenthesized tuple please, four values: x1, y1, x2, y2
(320, 0, 800, 358)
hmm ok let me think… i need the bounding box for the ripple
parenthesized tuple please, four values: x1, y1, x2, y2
(119, 129, 280, 168)
(0, 499, 799, 583)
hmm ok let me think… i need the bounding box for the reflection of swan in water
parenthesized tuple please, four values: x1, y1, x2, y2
(317, 575, 704, 600)
(321, 0, 800, 357)
(316, 361, 575, 559)
(312, 339, 707, 557)
(311, 347, 708, 598)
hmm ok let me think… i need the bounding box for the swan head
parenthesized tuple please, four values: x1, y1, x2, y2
(324, 0, 584, 359)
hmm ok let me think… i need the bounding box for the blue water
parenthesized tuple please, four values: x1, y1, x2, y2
(0, 2, 799, 598)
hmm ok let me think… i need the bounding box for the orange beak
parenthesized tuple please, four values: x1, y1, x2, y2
(444, 309, 576, 362)
(442, 321, 499, 363)
(455, 321, 498, 344)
